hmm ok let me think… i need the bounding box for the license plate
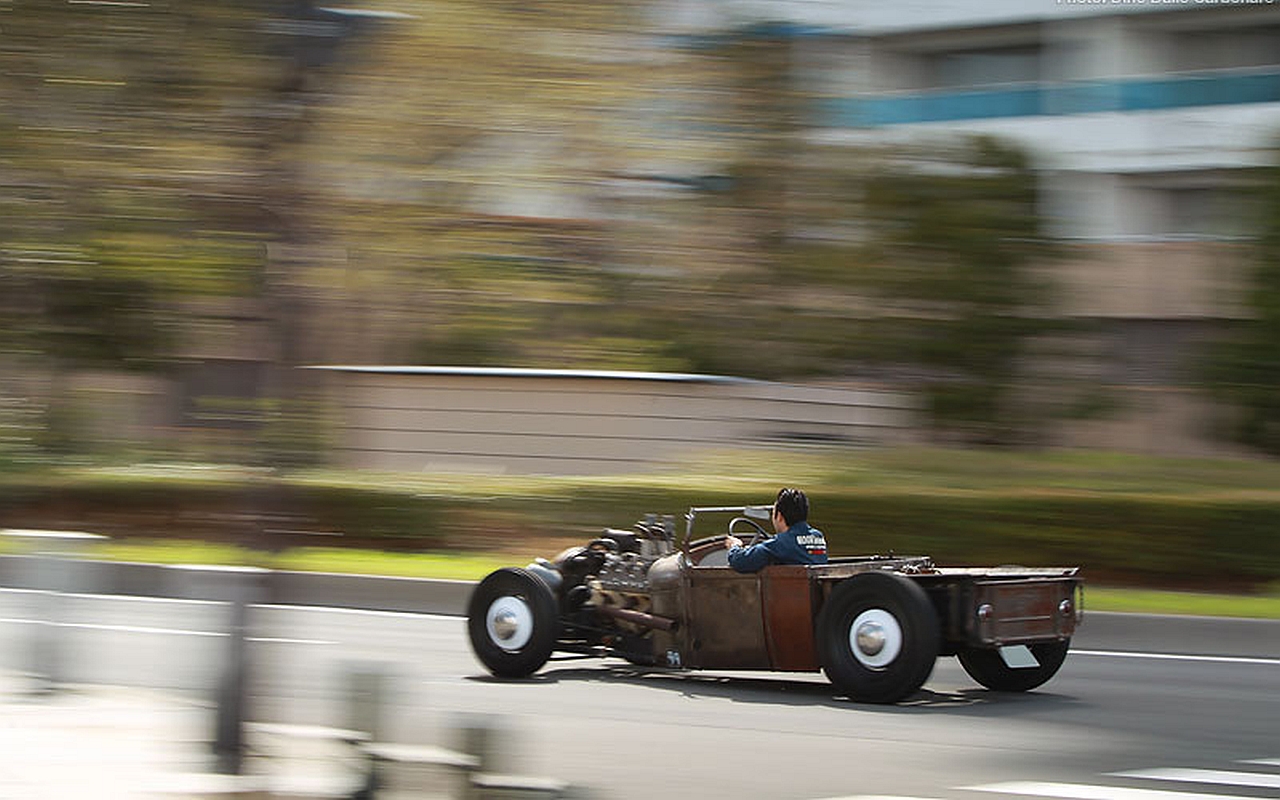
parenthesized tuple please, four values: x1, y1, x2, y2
(998, 645, 1040, 669)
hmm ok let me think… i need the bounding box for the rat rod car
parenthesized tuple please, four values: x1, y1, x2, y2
(467, 504, 1083, 704)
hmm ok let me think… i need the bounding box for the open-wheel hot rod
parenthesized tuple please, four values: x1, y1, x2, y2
(468, 504, 1083, 704)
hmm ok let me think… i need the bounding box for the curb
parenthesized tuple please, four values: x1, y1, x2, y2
(0, 554, 474, 616)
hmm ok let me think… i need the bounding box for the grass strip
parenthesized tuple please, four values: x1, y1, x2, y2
(1083, 586, 1280, 619)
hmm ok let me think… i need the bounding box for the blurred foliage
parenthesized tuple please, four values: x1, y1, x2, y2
(0, 394, 40, 470)
(0, 1, 1122, 450)
(1205, 144, 1280, 454)
(0, 0, 273, 299)
(0, 0, 280, 453)
(301, 11, 822, 377)
(850, 136, 1062, 443)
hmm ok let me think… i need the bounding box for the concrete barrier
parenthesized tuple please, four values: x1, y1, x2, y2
(0, 556, 474, 616)
(266, 570, 473, 616)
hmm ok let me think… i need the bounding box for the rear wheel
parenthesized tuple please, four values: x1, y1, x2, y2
(816, 572, 939, 704)
(957, 639, 1070, 692)
(467, 568, 559, 678)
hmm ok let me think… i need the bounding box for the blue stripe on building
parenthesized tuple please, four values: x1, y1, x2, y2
(823, 69, 1280, 127)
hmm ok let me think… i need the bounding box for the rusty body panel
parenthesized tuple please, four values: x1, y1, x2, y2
(674, 564, 830, 672)
(808, 557, 935, 581)
(759, 565, 818, 671)
(683, 567, 770, 669)
(968, 577, 1080, 644)
(914, 570, 1081, 651)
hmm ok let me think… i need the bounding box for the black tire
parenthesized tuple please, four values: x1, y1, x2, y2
(957, 638, 1070, 692)
(816, 572, 940, 704)
(467, 567, 559, 678)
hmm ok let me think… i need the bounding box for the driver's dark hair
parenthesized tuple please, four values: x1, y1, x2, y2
(774, 487, 808, 527)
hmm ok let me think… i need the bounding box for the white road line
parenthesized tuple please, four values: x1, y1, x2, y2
(965, 781, 1257, 800)
(256, 603, 464, 621)
(0, 589, 222, 608)
(2, 590, 466, 620)
(64, 591, 221, 607)
(0, 617, 221, 637)
(1072, 649, 1280, 666)
(1241, 758, 1280, 767)
(1112, 768, 1280, 789)
(812, 796, 944, 800)
(0, 617, 333, 643)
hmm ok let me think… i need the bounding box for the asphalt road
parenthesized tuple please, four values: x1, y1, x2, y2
(2, 589, 1277, 800)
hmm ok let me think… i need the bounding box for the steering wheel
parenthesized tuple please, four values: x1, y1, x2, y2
(729, 516, 771, 547)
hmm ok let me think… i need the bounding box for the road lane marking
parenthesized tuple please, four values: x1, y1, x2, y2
(965, 781, 1257, 799)
(2, 591, 465, 620)
(825, 757, 1280, 800)
(0, 617, 333, 644)
(257, 603, 464, 621)
(812, 796, 944, 800)
(0, 617, 220, 637)
(1111, 768, 1280, 789)
(64, 592, 222, 607)
(1, 590, 221, 608)
(1072, 649, 1280, 666)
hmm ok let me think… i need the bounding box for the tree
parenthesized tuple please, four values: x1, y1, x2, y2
(1205, 145, 1280, 454)
(0, 1, 289, 454)
(852, 136, 1058, 443)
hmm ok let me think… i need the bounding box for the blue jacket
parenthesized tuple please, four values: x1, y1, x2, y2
(727, 521, 828, 573)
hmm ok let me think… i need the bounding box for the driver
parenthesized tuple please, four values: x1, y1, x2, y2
(724, 487, 828, 573)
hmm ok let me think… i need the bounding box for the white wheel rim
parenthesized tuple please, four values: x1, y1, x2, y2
(486, 595, 534, 652)
(849, 608, 903, 669)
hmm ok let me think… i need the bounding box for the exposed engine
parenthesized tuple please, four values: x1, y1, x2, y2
(534, 515, 678, 663)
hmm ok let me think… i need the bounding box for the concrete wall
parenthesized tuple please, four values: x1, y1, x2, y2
(316, 367, 914, 474)
(1046, 241, 1250, 319)
(1056, 387, 1254, 459)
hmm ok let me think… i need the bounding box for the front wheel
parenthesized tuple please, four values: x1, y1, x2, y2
(467, 568, 559, 678)
(815, 572, 939, 704)
(957, 639, 1070, 692)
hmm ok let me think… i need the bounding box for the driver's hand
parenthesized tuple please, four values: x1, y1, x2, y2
(724, 535, 743, 550)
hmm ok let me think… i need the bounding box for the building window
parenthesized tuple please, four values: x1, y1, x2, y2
(1163, 187, 1250, 240)
(926, 45, 1042, 89)
(1169, 26, 1280, 73)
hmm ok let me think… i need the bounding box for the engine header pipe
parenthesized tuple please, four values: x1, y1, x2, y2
(595, 605, 677, 632)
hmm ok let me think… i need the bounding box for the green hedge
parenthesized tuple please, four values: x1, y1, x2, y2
(2, 472, 1277, 591)
(507, 487, 1280, 590)
(817, 493, 1279, 589)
